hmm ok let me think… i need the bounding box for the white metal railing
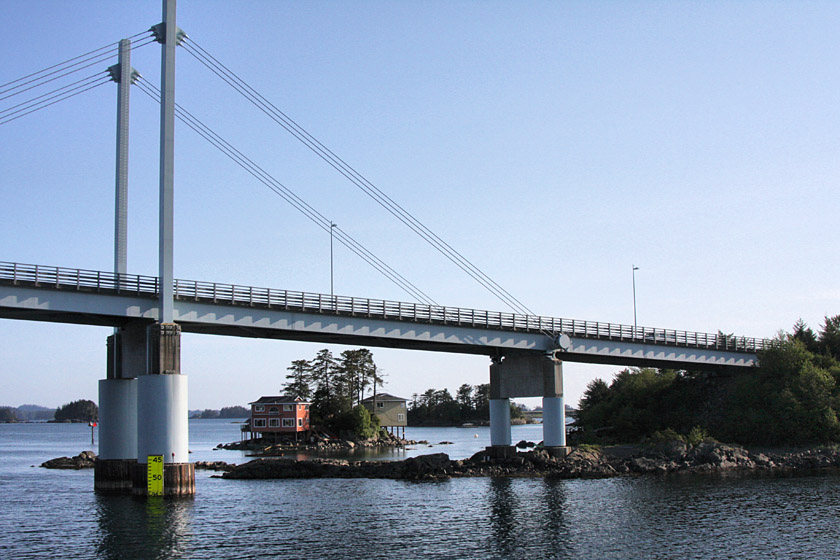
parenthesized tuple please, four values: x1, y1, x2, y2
(0, 261, 770, 353)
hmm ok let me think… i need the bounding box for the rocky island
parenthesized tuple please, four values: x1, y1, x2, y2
(214, 440, 840, 481)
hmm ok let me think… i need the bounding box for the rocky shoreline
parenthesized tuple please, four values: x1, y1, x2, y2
(40, 440, 840, 481)
(215, 431, 417, 455)
(215, 441, 840, 481)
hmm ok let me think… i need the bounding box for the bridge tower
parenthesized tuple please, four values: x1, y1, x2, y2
(95, 0, 194, 497)
(95, 37, 139, 493)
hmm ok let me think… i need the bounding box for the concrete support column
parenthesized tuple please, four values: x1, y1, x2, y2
(542, 359, 570, 457)
(95, 377, 137, 493)
(542, 396, 565, 447)
(489, 398, 512, 447)
(134, 322, 194, 497)
(95, 332, 138, 493)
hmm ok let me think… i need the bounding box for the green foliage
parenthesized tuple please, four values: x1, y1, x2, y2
(407, 383, 524, 426)
(408, 385, 496, 426)
(219, 406, 249, 418)
(349, 404, 380, 439)
(576, 317, 840, 446)
(281, 348, 386, 438)
(686, 426, 712, 446)
(0, 407, 18, 423)
(54, 399, 97, 422)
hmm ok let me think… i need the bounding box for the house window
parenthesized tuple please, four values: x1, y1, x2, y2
(297, 418, 303, 427)
(401, 402, 406, 408)
(397, 414, 405, 421)
(269, 418, 280, 427)
(282, 418, 295, 428)
(283, 404, 293, 412)
(253, 418, 266, 428)
(254, 405, 264, 412)
(269, 407, 279, 414)
(376, 402, 384, 408)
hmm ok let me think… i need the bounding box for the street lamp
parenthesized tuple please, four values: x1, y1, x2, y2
(330, 222, 337, 300)
(632, 265, 639, 331)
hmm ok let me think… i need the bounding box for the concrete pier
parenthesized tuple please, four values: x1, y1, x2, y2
(95, 374, 137, 493)
(133, 322, 194, 497)
(97, 322, 194, 497)
(488, 353, 570, 457)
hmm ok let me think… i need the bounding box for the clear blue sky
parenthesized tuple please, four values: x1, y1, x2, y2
(1, 1, 838, 410)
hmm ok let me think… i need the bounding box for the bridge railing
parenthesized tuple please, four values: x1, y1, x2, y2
(0, 261, 769, 353)
(0, 261, 159, 295)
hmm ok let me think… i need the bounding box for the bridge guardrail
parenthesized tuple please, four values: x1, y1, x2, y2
(0, 261, 769, 353)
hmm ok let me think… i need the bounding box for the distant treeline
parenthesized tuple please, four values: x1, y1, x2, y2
(408, 384, 524, 426)
(190, 406, 250, 419)
(1, 401, 98, 423)
(576, 316, 840, 446)
(0, 405, 55, 422)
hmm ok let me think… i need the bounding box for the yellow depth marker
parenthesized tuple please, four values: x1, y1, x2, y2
(147, 455, 164, 496)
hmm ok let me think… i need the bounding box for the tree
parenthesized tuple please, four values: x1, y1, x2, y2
(219, 406, 249, 418)
(456, 384, 473, 415)
(54, 399, 98, 422)
(310, 349, 338, 399)
(283, 359, 312, 400)
(819, 315, 840, 358)
(792, 318, 818, 353)
(337, 349, 378, 404)
(0, 407, 17, 423)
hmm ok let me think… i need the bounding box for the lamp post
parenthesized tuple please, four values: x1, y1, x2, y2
(330, 222, 337, 300)
(632, 265, 639, 331)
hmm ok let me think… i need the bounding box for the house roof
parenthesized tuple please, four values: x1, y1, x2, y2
(360, 393, 407, 403)
(249, 395, 310, 405)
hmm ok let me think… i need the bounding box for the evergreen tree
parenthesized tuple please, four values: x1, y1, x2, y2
(819, 315, 840, 358)
(792, 318, 818, 352)
(54, 399, 98, 422)
(283, 359, 313, 400)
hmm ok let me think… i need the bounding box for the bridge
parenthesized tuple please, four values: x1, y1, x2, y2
(1, 1, 769, 496)
(0, 261, 764, 368)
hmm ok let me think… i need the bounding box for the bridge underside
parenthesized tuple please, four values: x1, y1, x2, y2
(1, 285, 759, 371)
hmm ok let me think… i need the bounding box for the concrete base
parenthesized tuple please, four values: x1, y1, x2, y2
(544, 446, 573, 459)
(94, 459, 137, 494)
(482, 445, 518, 460)
(132, 462, 195, 497)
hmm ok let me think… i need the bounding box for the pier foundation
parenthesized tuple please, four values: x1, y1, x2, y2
(95, 332, 138, 493)
(97, 322, 194, 497)
(488, 353, 570, 457)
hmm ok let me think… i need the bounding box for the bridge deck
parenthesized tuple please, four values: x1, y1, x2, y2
(0, 261, 768, 360)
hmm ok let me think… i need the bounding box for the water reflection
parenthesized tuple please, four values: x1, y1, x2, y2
(488, 477, 518, 557)
(485, 478, 575, 559)
(96, 495, 193, 559)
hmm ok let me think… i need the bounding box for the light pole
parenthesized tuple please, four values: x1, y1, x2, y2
(330, 222, 337, 300)
(632, 265, 639, 331)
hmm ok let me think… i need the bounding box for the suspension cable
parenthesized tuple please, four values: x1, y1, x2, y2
(180, 37, 539, 319)
(0, 76, 111, 126)
(0, 71, 108, 117)
(135, 77, 438, 306)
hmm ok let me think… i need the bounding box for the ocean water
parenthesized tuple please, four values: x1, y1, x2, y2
(2, 420, 840, 559)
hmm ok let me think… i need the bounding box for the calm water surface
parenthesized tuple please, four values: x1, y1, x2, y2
(2, 420, 839, 559)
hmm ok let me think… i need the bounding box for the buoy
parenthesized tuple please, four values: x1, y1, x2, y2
(474, 434, 478, 438)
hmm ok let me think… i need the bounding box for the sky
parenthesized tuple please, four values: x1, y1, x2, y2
(1, 1, 838, 411)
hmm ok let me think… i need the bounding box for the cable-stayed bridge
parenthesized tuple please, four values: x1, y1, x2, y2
(0, 1, 770, 496)
(0, 261, 764, 369)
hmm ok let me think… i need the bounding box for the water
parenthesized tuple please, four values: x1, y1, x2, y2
(2, 420, 840, 559)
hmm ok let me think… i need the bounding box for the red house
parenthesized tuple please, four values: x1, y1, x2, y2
(248, 396, 311, 441)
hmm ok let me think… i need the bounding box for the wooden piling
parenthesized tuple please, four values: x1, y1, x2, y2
(132, 462, 195, 497)
(94, 459, 137, 494)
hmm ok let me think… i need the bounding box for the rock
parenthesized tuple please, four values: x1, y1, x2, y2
(41, 450, 96, 469)
(195, 460, 235, 472)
